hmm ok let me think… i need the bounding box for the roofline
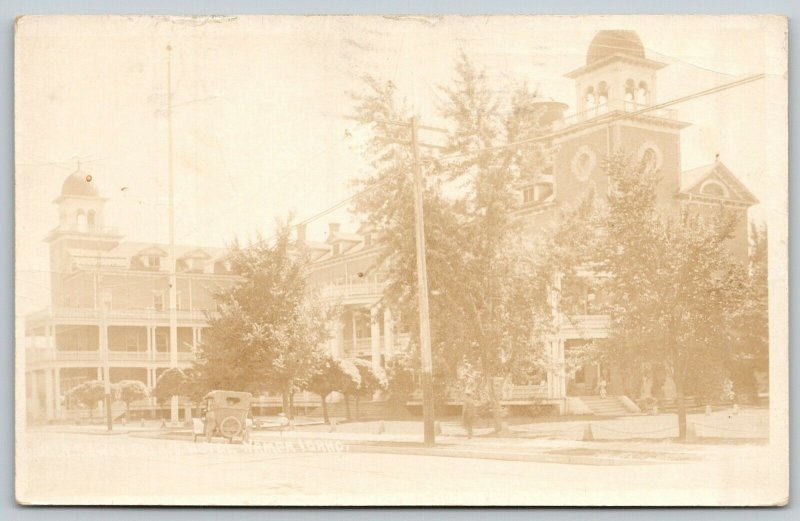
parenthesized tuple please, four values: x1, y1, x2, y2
(52, 194, 108, 204)
(564, 53, 668, 79)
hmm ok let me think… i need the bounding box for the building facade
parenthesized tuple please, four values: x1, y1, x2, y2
(24, 30, 758, 421)
(24, 167, 238, 421)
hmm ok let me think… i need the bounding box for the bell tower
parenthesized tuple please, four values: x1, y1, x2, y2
(567, 30, 665, 115)
(45, 164, 122, 305)
(552, 30, 690, 209)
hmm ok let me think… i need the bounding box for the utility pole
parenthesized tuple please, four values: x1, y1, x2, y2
(410, 115, 435, 446)
(96, 266, 112, 432)
(166, 44, 180, 426)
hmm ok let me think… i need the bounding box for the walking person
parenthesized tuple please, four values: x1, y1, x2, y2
(462, 391, 476, 439)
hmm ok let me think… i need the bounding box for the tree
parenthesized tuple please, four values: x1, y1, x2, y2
(342, 358, 387, 421)
(431, 56, 555, 432)
(115, 380, 149, 419)
(599, 153, 748, 440)
(729, 222, 769, 399)
(350, 57, 555, 433)
(65, 380, 106, 422)
(384, 351, 417, 410)
(337, 359, 361, 421)
(191, 219, 331, 417)
(308, 355, 357, 424)
(350, 75, 467, 395)
(153, 368, 186, 408)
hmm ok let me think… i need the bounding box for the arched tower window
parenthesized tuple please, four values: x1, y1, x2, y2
(624, 79, 636, 102)
(636, 81, 649, 104)
(87, 210, 96, 230)
(76, 209, 87, 232)
(597, 81, 609, 105)
(584, 86, 596, 110)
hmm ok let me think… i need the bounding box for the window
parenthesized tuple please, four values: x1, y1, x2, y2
(522, 186, 535, 204)
(153, 293, 164, 311)
(147, 256, 161, 269)
(624, 79, 636, 102)
(584, 86, 596, 109)
(332, 244, 340, 256)
(76, 209, 87, 232)
(156, 332, 169, 352)
(125, 334, 138, 352)
(637, 142, 662, 171)
(636, 81, 649, 104)
(102, 288, 112, 311)
(700, 181, 727, 198)
(642, 148, 657, 170)
(597, 81, 609, 105)
(571, 146, 596, 182)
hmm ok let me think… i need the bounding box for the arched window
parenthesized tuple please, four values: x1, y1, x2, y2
(700, 181, 728, 198)
(624, 79, 636, 102)
(636, 81, 649, 104)
(76, 209, 87, 232)
(87, 209, 96, 230)
(584, 86, 596, 110)
(597, 81, 609, 105)
(642, 148, 657, 171)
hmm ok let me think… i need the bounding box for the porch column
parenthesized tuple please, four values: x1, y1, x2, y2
(44, 368, 54, 420)
(97, 367, 103, 380)
(558, 339, 567, 398)
(146, 326, 153, 360)
(192, 327, 198, 354)
(29, 370, 40, 419)
(370, 306, 380, 370)
(54, 368, 62, 419)
(383, 307, 394, 361)
(351, 309, 357, 353)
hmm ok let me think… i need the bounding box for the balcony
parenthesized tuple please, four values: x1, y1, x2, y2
(25, 346, 197, 365)
(555, 99, 678, 129)
(26, 307, 212, 327)
(318, 282, 385, 304)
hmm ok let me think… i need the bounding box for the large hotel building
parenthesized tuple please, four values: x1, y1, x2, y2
(24, 30, 758, 421)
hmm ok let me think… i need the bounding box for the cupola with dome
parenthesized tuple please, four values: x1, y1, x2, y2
(564, 29, 667, 117)
(49, 164, 112, 239)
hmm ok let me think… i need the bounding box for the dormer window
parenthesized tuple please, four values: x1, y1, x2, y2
(147, 256, 161, 269)
(522, 186, 535, 204)
(332, 244, 340, 256)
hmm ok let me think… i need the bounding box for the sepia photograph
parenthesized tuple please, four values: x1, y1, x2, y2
(14, 14, 788, 506)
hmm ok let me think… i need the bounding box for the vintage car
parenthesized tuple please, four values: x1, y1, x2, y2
(192, 390, 253, 443)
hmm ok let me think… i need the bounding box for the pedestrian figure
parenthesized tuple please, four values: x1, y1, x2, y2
(462, 391, 476, 439)
(598, 378, 607, 399)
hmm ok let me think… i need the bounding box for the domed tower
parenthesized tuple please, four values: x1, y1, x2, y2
(551, 30, 689, 209)
(45, 164, 122, 305)
(567, 30, 664, 115)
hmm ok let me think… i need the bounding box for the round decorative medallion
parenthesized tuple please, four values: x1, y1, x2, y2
(637, 141, 663, 171)
(571, 145, 597, 181)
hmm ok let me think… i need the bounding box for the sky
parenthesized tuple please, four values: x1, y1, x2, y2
(14, 15, 787, 315)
